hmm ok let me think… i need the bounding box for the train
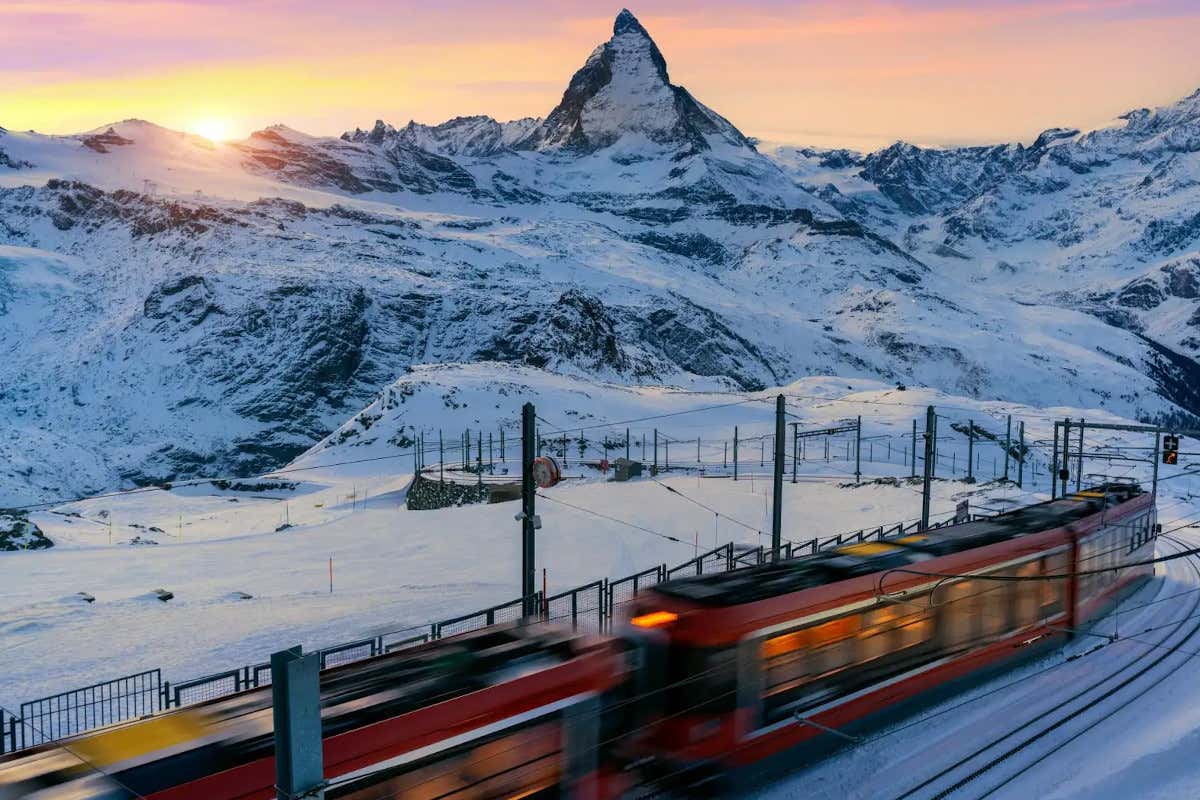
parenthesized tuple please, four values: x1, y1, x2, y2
(1, 482, 1158, 799)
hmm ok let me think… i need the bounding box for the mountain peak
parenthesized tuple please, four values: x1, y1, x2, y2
(613, 8, 648, 36)
(516, 8, 750, 154)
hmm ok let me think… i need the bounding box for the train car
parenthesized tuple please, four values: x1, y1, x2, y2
(622, 482, 1157, 786)
(0, 625, 634, 800)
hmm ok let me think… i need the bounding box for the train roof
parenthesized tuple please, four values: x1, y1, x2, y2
(650, 482, 1144, 607)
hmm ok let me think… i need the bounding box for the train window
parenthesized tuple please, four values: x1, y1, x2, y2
(1041, 552, 1068, 617)
(1013, 561, 1040, 628)
(940, 580, 981, 648)
(332, 719, 561, 799)
(665, 644, 737, 715)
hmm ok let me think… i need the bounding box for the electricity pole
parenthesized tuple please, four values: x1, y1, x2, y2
(921, 406, 935, 531)
(520, 403, 537, 617)
(771, 395, 785, 561)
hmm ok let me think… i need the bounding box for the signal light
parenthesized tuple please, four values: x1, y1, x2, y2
(631, 610, 678, 628)
(1163, 433, 1180, 465)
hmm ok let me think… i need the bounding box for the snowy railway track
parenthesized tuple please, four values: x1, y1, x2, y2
(887, 533, 1200, 800)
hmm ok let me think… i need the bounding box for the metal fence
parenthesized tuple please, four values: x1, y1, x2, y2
(433, 594, 539, 639)
(544, 581, 606, 632)
(2, 506, 981, 755)
(12, 669, 162, 751)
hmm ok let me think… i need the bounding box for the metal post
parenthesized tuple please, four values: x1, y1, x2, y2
(1061, 418, 1071, 497)
(477, 431, 483, 473)
(911, 419, 918, 478)
(967, 420, 975, 483)
(271, 646, 324, 800)
(724, 441, 727, 468)
(930, 414, 938, 478)
(1017, 421, 1025, 488)
(1152, 429, 1161, 503)
(626, 428, 630, 461)
(854, 415, 862, 484)
(500, 429, 505, 462)
(439, 430, 444, 482)
(921, 406, 935, 531)
(771, 395, 785, 561)
(521, 403, 537, 617)
(733, 426, 739, 481)
(1076, 419, 1085, 492)
(792, 424, 798, 484)
(1003, 415, 1012, 481)
(665, 439, 670, 471)
(489, 432, 494, 471)
(1051, 421, 1059, 499)
(653, 429, 659, 472)
(697, 437, 701, 463)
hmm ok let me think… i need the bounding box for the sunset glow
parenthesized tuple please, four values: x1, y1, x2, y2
(2, 1, 1200, 149)
(188, 118, 236, 142)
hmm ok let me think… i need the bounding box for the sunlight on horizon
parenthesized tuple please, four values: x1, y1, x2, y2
(188, 118, 236, 142)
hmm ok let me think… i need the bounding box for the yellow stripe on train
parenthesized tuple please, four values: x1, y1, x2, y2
(70, 710, 210, 768)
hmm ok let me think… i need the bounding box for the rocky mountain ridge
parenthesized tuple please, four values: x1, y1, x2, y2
(1, 9, 1197, 503)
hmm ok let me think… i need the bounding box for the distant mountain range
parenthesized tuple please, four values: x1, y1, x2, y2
(1, 8, 1198, 503)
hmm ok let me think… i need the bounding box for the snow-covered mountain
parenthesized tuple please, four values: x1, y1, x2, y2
(1, 9, 1198, 504)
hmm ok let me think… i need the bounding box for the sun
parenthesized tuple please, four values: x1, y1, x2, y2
(189, 118, 235, 142)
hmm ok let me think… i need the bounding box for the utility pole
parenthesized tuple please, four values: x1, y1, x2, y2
(1051, 421, 1059, 499)
(733, 426, 739, 481)
(1017, 421, 1025, 488)
(911, 419, 918, 479)
(1060, 418, 1072, 497)
(791, 423, 799, 484)
(771, 395, 785, 561)
(1151, 429, 1161, 502)
(921, 406, 935, 531)
(1003, 415, 1012, 482)
(967, 420, 975, 483)
(653, 429, 659, 472)
(1076, 419, 1085, 492)
(520, 403, 537, 617)
(855, 415, 862, 484)
(271, 646, 324, 800)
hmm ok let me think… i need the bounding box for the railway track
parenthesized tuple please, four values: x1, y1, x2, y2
(887, 532, 1200, 800)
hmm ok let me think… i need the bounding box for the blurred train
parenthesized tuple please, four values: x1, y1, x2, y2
(1, 482, 1158, 798)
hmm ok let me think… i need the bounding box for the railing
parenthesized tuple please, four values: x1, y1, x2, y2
(2, 506, 980, 754)
(433, 594, 538, 639)
(12, 669, 162, 751)
(544, 581, 606, 633)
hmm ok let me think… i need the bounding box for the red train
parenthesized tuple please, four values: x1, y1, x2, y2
(0, 482, 1158, 798)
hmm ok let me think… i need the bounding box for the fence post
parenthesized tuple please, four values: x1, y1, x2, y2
(271, 646, 324, 800)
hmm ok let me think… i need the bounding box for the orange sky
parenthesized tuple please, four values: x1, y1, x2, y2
(2, 1, 1199, 150)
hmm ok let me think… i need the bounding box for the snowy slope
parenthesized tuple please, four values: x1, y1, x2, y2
(3, 368, 1162, 711)
(1, 10, 1198, 505)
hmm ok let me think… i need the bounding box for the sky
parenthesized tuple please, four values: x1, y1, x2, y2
(2, 0, 1200, 151)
